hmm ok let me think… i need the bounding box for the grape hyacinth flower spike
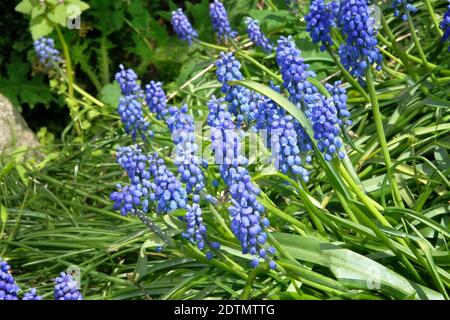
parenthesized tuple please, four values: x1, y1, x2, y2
(54, 272, 82, 300)
(207, 97, 277, 269)
(115, 66, 153, 141)
(115, 64, 142, 97)
(171, 8, 198, 45)
(22, 288, 42, 300)
(441, 4, 450, 52)
(305, 0, 338, 51)
(337, 0, 382, 83)
(0, 258, 19, 300)
(215, 52, 260, 125)
(33, 37, 62, 68)
(245, 17, 274, 53)
(110, 146, 188, 215)
(209, 0, 238, 43)
(145, 80, 168, 119)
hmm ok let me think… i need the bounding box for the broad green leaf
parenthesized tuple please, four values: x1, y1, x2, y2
(30, 16, 54, 40)
(15, 0, 33, 15)
(47, 4, 68, 26)
(273, 233, 444, 300)
(67, 0, 90, 12)
(99, 83, 121, 107)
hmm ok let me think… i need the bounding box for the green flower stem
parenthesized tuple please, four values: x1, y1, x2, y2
(327, 47, 370, 101)
(240, 266, 266, 299)
(235, 51, 282, 82)
(255, 173, 325, 235)
(379, 15, 418, 77)
(366, 69, 404, 208)
(405, 12, 434, 72)
(55, 25, 74, 98)
(338, 162, 391, 227)
(197, 40, 229, 51)
(423, 0, 444, 37)
(258, 194, 308, 231)
(335, 191, 358, 224)
(73, 84, 104, 107)
(55, 25, 82, 136)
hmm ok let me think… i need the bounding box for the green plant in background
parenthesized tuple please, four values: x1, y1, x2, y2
(0, 0, 449, 301)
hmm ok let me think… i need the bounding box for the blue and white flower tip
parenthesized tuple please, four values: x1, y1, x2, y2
(54, 272, 83, 300)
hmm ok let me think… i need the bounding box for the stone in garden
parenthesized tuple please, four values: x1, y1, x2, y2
(0, 93, 40, 156)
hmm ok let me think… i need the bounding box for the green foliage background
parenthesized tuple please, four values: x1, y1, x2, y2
(0, 0, 449, 300)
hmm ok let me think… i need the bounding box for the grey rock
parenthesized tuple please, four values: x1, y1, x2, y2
(0, 93, 40, 156)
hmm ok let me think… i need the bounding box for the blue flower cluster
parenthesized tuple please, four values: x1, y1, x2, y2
(22, 288, 42, 300)
(54, 272, 82, 300)
(305, 0, 338, 51)
(258, 97, 312, 180)
(171, 8, 198, 45)
(117, 96, 153, 141)
(115, 65, 153, 140)
(310, 95, 346, 161)
(145, 80, 169, 119)
(165, 105, 205, 195)
(275, 37, 317, 174)
(209, 0, 238, 43)
(441, 5, 450, 52)
(115, 64, 142, 97)
(245, 17, 274, 53)
(143, 79, 217, 253)
(110, 146, 188, 215)
(392, 0, 417, 21)
(207, 97, 276, 269)
(0, 258, 19, 300)
(325, 81, 352, 128)
(33, 37, 62, 68)
(337, 0, 382, 82)
(215, 52, 260, 125)
(275, 36, 318, 106)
